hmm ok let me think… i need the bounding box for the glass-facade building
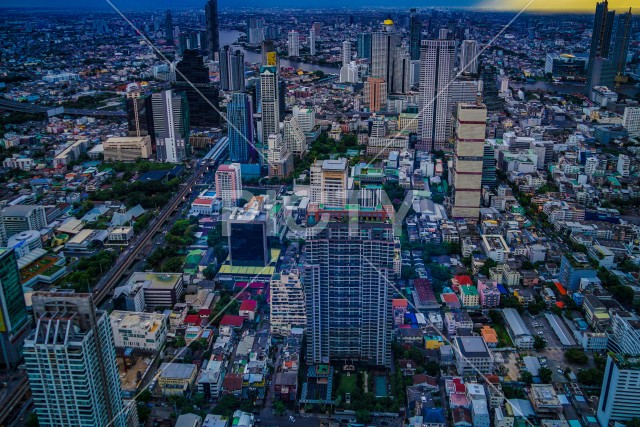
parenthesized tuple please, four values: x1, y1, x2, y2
(227, 92, 255, 163)
(0, 248, 29, 369)
(173, 49, 220, 129)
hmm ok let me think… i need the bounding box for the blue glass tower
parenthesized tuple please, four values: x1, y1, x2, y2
(228, 92, 255, 163)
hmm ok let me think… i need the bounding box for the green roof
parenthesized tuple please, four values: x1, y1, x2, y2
(461, 285, 479, 296)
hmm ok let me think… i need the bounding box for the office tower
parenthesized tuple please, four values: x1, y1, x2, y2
(283, 115, 307, 158)
(451, 102, 487, 219)
(199, 30, 209, 53)
(342, 40, 351, 66)
(24, 292, 129, 427)
(205, 0, 219, 57)
(409, 8, 422, 61)
(267, 133, 293, 179)
(481, 143, 496, 190)
(586, 1, 616, 92)
(270, 269, 306, 336)
(219, 46, 246, 92)
(597, 355, 640, 427)
(247, 17, 265, 45)
(460, 40, 479, 74)
(261, 39, 276, 65)
(612, 9, 632, 78)
(173, 49, 220, 128)
(288, 30, 300, 57)
(392, 49, 412, 94)
(371, 18, 403, 93)
(152, 89, 189, 163)
(312, 21, 321, 35)
(0, 248, 29, 369)
(310, 158, 349, 207)
(309, 29, 316, 56)
(357, 32, 372, 60)
(259, 65, 280, 150)
(164, 10, 174, 45)
(125, 85, 155, 146)
(364, 77, 387, 113)
(304, 203, 395, 367)
(178, 32, 188, 55)
(617, 153, 630, 177)
(215, 163, 242, 209)
(227, 92, 255, 163)
(587, 57, 616, 94)
(227, 196, 271, 267)
(340, 61, 359, 84)
(293, 106, 316, 132)
(623, 106, 640, 134)
(1, 205, 47, 239)
(417, 37, 456, 151)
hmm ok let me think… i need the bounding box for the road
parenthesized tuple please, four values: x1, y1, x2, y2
(0, 99, 126, 118)
(92, 160, 216, 305)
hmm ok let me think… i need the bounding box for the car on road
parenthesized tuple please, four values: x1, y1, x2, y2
(289, 416, 295, 423)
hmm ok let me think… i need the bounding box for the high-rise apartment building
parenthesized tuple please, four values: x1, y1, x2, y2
(173, 49, 220, 128)
(24, 292, 130, 427)
(597, 355, 640, 427)
(125, 85, 155, 149)
(342, 40, 351, 66)
(267, 134, 293, 179)
(259, 66, 280, 155)
(205, 0, 219, 57)
(152, 89, 190, 163)
(617, 153, 630, 177)
(293, 106, 316, 132)
(310, 158, 349, 207)
(612, 9, 632, 78)
(357, 32, 371, 60)
(309, 29, 316, 56)
(227, 92, 255, 163)
(219, 46, 245, 92)
(282, 115, 307, 158)
(418, 37, 456, 151)
(451, 102, 487, 219)
(215, 163, 242, 209)
(270, 269, 306, 336)
(1, 204, 47, 239)
(409, 8, 422, 61)
(460, 40, 479, 74)
(288, 30, 300, 57)
(0, 248, 29, 369)
(304, 204, 395, 367)
(364, 77, 387, 113)
(623, 106, 640, 134)
(247, 17, 265, 45)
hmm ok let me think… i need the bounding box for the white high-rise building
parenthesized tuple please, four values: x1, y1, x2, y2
(259, 66, 280, 157)
(617, 154, 630, 177)
(342, 40, 351, 66)
(270, 269, 307, 336)
(340, 61, 358, 84)
(215, 163, 243, 209)
(282, 115, 307, 157)
(623, 106, 640, 134)
(460, 40, 479, 74)
(418, 36, 456, 152)
(585, 156, 599, 175)
(24, 293, 132, 427)
(267, 134, 293, 179)
(310, 158, 349, 207)
(309, 29, 316, 56)
(152, 89, 189, 163)
(288, 30, 300, 57)
(597, 355, 640, 427)
(293, 106, 316, 132)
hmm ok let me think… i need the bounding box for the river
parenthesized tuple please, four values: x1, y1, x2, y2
(219, 29, 339, 75)
(510, 81, 640, 98)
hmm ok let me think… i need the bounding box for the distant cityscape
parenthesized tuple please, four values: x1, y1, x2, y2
(0, 2, 639, 427)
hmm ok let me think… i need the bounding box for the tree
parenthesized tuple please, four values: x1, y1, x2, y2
(533, 335, 547, 351)
(577, 368, 604, 386)
(273, 399, 286, 416)
(539, 367, 552, 383)
(356, 409, 372, 424)
(25, 413, 39, 427)
(626, 419, 640, 427)
(212, 395, 241, 418)
(564, 348, 588, 364)
(519, 371, 534, 384)
(480, 259, 498, 276)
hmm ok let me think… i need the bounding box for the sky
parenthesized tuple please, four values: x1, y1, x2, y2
(0, 0, 631, 12)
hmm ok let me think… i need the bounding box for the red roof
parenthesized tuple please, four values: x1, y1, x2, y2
(183, 315, 202, 326)
(554, 281, 567, 296)
(219, 314, 244, 327)
(222, 374, 243, 391)
(193, 198, 214, 205)
(453, 275, 473, 286)
(239, 300, 258, 312)
(442, 293, 459, 303)
(392, 298, 409, 308)
(556, 301, 565, 308)
(234, 281, 267, 289)
(198, 309, 212, 317)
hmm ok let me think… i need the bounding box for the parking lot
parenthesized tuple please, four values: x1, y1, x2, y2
(521, 313, 563, 349)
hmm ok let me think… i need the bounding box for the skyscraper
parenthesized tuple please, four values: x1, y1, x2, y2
(612, 9, 633, 78)
(0, 248, 29, 369)
(364, 77, 387, 113)
(152, 89, 190, 163)
(418, 37, 456, 151)
(24, 292, 130, 427)
(227, 92, 255, 163)
(451, 102, 487, 219)
(219, 46, 246, 92)
(597, 355, 640, 427)
(342, 40, 351, 66)
(282, 115, 307, 158)
(309, 158, 348, 207)
(586, 0, 616, 92)
(261, 39, 276, 65)
(227, 197, 271, 267)
(309, 29, 316, 56)
(481, 143, 496, 190)
(371, 18, 402, 92)
(215, 163, 242, 209)
(173, 49, 220, 128)
(357, 32, 371, 60)
(267, 133, 293, 179)
(304, 203, 395, 367)
(205, 0, 219, 58)
(259, 66, 280, 155)
(409, 8, 422, 61)
(288, 30, 300, 57)
(164, 10, 174, 45)
(460, 40, 479, 74)
(125, 84, 155, 149)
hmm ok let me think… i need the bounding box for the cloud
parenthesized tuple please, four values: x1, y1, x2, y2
(477, 0, 631, 12)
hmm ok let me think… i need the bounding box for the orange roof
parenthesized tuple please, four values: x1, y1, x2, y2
(480, 325, 498, 344)
(554, 281, 567, 296)
(556, 301, 565, 308)
(193, 198, 214, 205)
(392, 298, 409, 307)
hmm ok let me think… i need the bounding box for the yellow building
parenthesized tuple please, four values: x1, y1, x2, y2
(425, 335, 445, 350)
(158, 363, 197, 396)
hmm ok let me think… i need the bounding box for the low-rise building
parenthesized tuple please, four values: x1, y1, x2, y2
(110, 311, 167, 352)
(502, 308, 533, 349)
(158, 363, 197, 396)
(453, 336, 494, 375)
(103, 136, 152, 162)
